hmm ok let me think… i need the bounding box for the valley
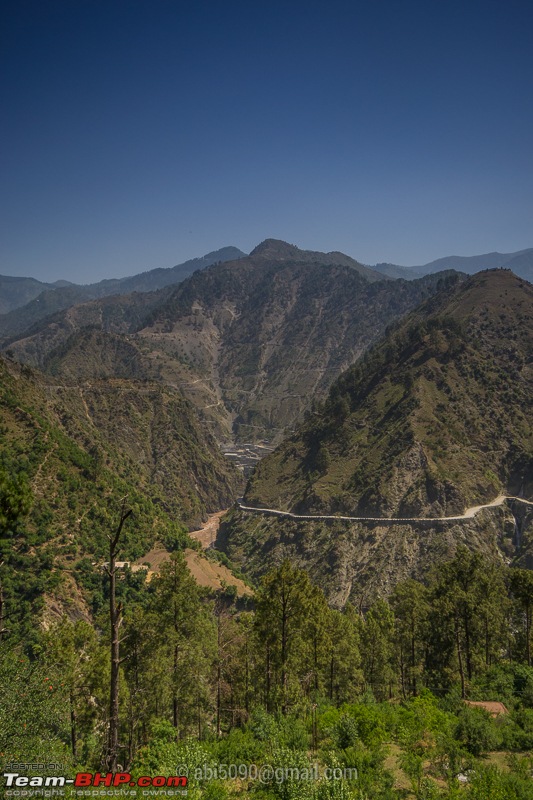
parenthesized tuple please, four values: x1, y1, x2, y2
(1, 244, 532, 799)
(4, 1, 533, 792)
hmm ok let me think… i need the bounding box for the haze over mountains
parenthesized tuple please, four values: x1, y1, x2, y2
(0, 246, 246, 330)
(373, 248, 533, 282)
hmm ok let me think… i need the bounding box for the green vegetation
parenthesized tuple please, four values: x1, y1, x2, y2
(4, 551, 533, 797)
(0, 352, 242, 628)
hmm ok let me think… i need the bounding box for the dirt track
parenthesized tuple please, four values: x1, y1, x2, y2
(237, 495, 533, 524)
(189, 509, 228, 549)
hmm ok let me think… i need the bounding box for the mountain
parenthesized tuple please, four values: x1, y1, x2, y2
(95, 245, 246, 295)
(249, 238, 388, 281)
(243, 269, 533, 515)
(2, 288, 174, 370)
(219, 270, 533, 603)
(0, 274, 63, 314)
(0, 355, 241, 532)
(0, 353, 243, 628)
(373, 248, 533, 283)
(3, 239, 466, 446)
(0, 246, 246, 339)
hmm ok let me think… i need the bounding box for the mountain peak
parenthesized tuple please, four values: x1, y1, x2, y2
(248, 239, 389, 281)
(249, 239, 303, 259)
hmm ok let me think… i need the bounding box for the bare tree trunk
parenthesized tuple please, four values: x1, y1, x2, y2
(105, 500, 132, 772)
(399, 642, 406, 699)
(455, 616, 466, 700)
(0, 579, 5, 643)
(411, 620, 417, 696)
(527, 603, 532, 667)
(281, 597, 288, 714)
(172, 644, 179, 737)
(244, 639, 249, 714)
(216, 613, 222, 737)
(265, 645, 271, 713)
(464, 613, 473, 681)
(70, 691, 77, 760)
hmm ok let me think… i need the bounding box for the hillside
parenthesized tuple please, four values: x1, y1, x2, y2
(3, 240, 466, 446)
(0, 356, 240, 534)
(244, 269, 533, 515)
(219, 270, 533, 601)
(0, 353, 242, 629)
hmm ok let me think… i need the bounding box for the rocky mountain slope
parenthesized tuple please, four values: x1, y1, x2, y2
(2, 240, 465, 446)
(219, 270, 533, 603)
(218, 503, 529, 608)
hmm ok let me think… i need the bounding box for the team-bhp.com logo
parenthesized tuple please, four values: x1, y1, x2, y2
(3, 772, 187, 788)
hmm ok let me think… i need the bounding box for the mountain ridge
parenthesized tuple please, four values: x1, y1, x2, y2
(0, 246, 246, 333)
(3, 248, 465, 446)
(373, 248, 533, 282)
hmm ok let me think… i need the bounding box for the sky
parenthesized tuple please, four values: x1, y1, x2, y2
(1, 0, 533, 283)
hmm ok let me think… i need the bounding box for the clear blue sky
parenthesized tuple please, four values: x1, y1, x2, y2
(1, 0, 532, 282)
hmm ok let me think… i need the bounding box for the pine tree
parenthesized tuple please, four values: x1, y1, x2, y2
(254, 560, 315, 713)
(391, 579, 429, 697)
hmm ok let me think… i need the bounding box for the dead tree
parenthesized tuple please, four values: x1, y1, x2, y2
(105, 499, 132, 771)
(0, 568, 5, 643)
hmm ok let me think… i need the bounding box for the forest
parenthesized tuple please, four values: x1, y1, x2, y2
(3, 470, 533, 799)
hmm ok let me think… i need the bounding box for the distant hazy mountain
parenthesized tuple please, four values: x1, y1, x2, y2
(0, 246, 246, 338)
(372, 264, 426, 280)
(0, 275, 69, 314)
(96, 245, 247, 294)
(372, 248, 533, 282)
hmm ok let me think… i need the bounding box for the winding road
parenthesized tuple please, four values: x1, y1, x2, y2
(237, 494, 533, 524)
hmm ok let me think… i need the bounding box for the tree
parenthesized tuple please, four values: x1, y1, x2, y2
(326, 604, 362, 704)
(360, 599, 395, 699)
(149, 551, 214, 738)
(254, 561, 316, 713)
(391, 579, 429, 697)
(42, 619, 104, 762)
(427, 548, 507, 697)
(213, 599, 251, 735)
(510, 569, 533, 666)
